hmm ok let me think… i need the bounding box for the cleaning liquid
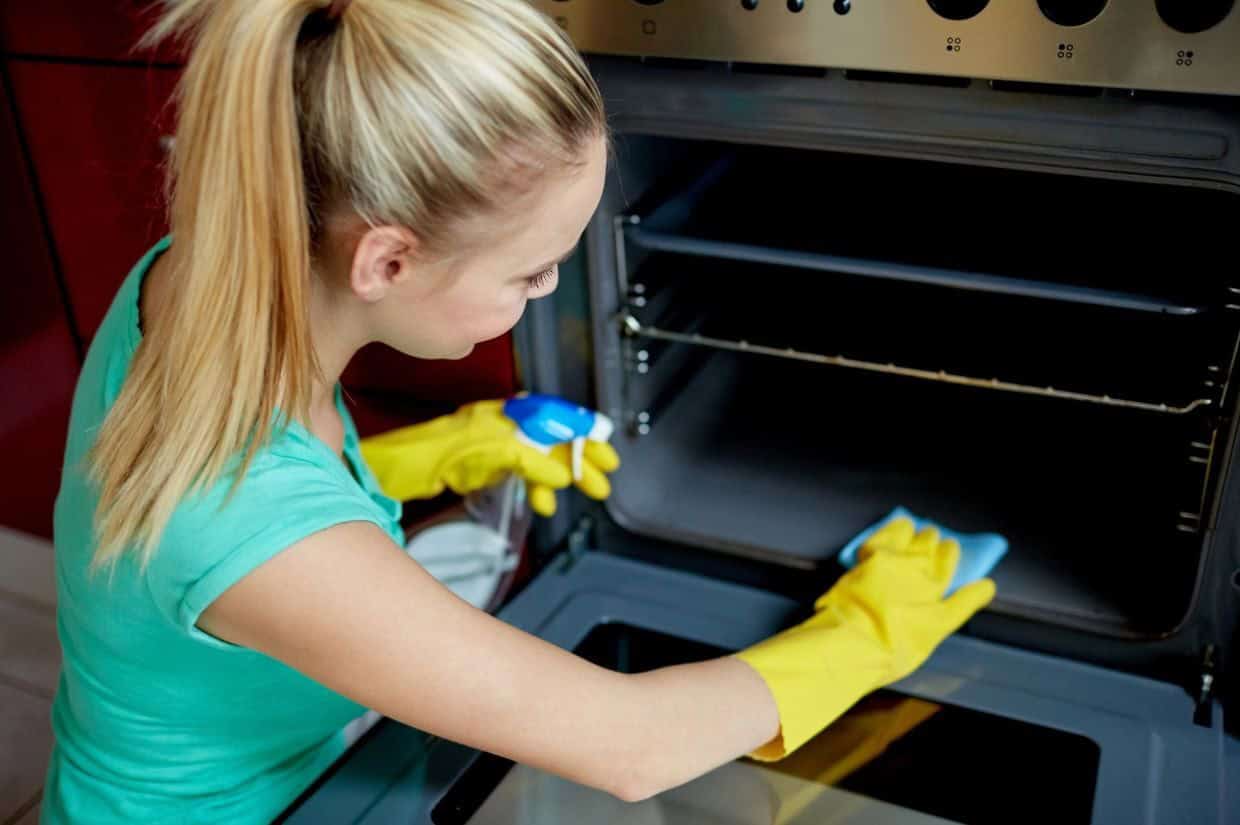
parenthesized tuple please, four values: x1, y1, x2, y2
(405, 395, 613, 611)
(459, 394, 614, 584)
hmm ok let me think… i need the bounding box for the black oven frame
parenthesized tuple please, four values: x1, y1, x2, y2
(516, 57, 1240, 732)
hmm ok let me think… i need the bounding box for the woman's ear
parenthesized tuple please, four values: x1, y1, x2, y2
(350, 225, 420, 302)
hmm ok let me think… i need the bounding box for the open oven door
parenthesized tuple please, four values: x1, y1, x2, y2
(279, 549, 1237, 825)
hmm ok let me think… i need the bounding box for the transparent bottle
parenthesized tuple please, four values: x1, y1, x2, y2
(407, 395, 611, 611)
(402, 476, 529, 612)
(464, 474, 532, 571)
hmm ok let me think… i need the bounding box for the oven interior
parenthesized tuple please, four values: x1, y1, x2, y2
(588, 137, 1240, 642)
(432, 624, 1101, 825)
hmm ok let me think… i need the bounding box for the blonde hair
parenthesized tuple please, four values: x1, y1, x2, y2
(89, 0, 604, 568)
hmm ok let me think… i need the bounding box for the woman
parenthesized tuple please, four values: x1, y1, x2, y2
(42, 1, 995, 821)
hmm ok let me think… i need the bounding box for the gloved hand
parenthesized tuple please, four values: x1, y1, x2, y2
(358, 399, 620, 517)
(734, 517, 995, 762)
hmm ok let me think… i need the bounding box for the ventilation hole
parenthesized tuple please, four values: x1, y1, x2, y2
(989, 79, 1102, 97)
(844, 69, 970, 88)
(731, 61, 827, 78)
(1126, 88, 1226, 107)
(640, 57, 716, 72)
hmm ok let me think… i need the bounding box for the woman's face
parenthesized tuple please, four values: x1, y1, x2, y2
(373, 135, 608, 360)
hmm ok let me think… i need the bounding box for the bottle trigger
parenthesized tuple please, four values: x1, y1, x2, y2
(571, 437, 585, 482)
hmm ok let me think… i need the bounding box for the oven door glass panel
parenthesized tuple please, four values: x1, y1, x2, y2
(432, 624, 1100, 825)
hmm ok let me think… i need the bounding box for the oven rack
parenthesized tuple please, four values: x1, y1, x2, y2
(618, 310, 1223, 537)
(624, 220, 1206, 317)
(617, 151, 1221, 317)
(618, 311, 1214, 416)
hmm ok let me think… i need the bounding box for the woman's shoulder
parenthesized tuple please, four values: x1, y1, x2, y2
(85, 236, 172, 380)
(147, 434, 391, 635)
(63, 238, 172, 461)
(165, 430, 376, 545)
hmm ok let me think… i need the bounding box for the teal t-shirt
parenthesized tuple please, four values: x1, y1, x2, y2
(42, 237, 406, 824)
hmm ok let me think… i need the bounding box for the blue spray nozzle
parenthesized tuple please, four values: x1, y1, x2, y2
(502, 394, 615, 482)
(502, 394, 605, 447)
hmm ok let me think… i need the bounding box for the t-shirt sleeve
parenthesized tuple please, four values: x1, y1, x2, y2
(144, 451, 395, 647)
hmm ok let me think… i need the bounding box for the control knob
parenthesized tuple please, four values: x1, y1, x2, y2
(927, 0, 989, 21)
(1156, 0, 1235, 33)
(1038, 0, 1108, 27)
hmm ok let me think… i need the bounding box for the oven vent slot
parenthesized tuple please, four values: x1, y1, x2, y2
(639, 56, 717, 73)
(730, 62, 827, 79)
(989, 79, 1102, 98)
(844, 69, 970, 89)
(1125, 88, 1240, 109)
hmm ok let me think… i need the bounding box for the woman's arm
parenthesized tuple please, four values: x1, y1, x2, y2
(199, 521, 779, 802)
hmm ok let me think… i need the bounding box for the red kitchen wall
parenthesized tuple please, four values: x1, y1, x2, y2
(0, 1, 178, 64)
(2, 2, 516, 537)
(6, 60, 179, 343)
(0, 75, 80, 538)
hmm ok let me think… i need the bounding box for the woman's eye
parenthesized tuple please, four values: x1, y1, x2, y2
(526, 267, 555, 290)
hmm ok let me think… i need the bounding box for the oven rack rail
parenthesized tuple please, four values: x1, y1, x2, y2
(625, 223, 1207, 317)
(617, 311, 1214, 416)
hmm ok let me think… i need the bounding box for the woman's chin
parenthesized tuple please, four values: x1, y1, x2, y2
(391, 341, 476, 361)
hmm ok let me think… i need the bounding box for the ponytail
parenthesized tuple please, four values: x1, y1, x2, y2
(90, 0, 604, 568)
(91, 0, 324, 568)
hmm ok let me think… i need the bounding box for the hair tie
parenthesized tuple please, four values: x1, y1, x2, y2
(325, 0, 352, 21)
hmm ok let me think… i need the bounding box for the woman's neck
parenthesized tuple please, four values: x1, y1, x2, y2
(307, 273, 369, 455)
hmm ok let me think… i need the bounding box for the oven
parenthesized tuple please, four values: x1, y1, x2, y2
(283, 3, 1240, 823)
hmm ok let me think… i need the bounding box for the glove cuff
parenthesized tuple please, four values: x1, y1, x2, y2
(733, 630, 883, 762)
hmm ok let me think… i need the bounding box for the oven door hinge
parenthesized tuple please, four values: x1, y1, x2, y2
(1192, 643, 1217, 727)
(554, 514, 596, 573)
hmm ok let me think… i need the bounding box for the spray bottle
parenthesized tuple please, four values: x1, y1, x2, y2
(464, 394, 615, 573)
(405, 394, 614, 611)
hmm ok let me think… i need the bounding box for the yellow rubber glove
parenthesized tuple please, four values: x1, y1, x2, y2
(358, 400, 620, 517)
(734, 517, 995, 762)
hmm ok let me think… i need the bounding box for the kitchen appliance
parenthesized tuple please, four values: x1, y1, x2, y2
(282, 3, 1240, 822)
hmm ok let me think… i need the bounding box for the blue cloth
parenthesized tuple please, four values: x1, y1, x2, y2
(837, 507, 1007, 595)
